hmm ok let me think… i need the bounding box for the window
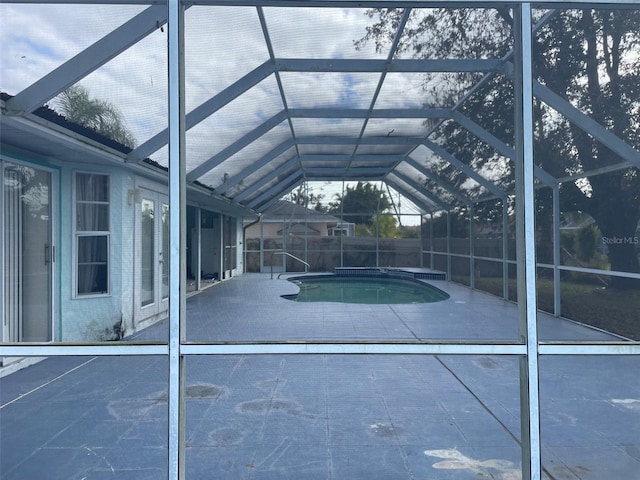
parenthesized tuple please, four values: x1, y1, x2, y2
(75, 172, 109, 296)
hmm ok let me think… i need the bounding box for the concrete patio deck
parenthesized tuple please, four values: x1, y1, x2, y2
(1, 274, 639, 479)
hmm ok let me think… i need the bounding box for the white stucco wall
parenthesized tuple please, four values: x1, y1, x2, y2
(59, 165, 135, 341)
(3, 151, 246, 343)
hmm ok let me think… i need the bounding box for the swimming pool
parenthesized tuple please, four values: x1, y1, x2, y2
(284, 275, 449, 304)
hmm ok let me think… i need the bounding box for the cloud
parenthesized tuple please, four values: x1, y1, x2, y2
(1, 4, 433, 211)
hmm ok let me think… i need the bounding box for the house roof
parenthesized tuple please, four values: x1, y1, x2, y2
(259, 200, 341, 224)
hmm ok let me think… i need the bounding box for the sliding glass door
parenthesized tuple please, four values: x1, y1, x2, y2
(2, 161, 54, 343)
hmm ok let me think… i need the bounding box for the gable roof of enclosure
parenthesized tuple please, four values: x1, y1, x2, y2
(1, 1, 639, 216)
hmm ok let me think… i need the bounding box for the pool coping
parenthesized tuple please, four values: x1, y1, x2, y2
(334, 266, 447, 281)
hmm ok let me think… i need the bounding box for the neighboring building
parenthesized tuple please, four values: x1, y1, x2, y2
(244, 200, 354, 273)
(244, 200, 352, 239)
(1, 94, 249, 348)
(328, 222, 355, 237)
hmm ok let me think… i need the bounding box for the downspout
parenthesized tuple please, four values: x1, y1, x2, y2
(243, 214, 261, 273)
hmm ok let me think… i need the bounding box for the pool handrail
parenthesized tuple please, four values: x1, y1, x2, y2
(270, 251, 310, 279)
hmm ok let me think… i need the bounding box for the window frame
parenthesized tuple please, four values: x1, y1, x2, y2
(73, 171, 111, 298)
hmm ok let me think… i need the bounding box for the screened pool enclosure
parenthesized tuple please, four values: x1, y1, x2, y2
(1, 1, 639, 479)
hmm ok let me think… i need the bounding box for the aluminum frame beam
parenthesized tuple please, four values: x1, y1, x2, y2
(450, 111, 558, 187)
(389, 170, 450, 210)
(186, 110, 288, 182)
(385, 177, 436, 213)
(299, 154, 406, 164)
(129, 60, 275, 161)
(232, 156, 299, 202)
(303, 167, 390, 178)
(532, 80, 640, 169)
(419, 139, 506, 199)
(247, 170, 304, 209)
(289, 108, 451, 119)
(274, 58, 505, 73)
(297, 136, 424, 146)
(3, 0, 640, 6)
(403, 156, 471, 204)
(216, 139, 295, 194)
(5, 5, 168, 115)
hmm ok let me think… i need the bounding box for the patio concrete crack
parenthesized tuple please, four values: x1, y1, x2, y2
(388, 305, 421, 340)
(0, 357, 98, 410)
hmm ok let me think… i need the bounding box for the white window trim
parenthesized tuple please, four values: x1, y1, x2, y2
(72, 171, 111, 299)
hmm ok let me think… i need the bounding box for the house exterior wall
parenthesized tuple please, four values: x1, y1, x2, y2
(59, 164, 135, 341)
(2, 147, 246, 343)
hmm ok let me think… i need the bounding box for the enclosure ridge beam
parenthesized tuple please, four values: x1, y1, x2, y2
(216, 139, 296, 195)
(289, 108, 451, 119)
(296, 136, 423, 145)
(5, 5, 168, 115)
(186, 110, 287, 182)
(304, 167, 389, 177)
(129, 60, 275, 161)
(274, 58, 504, 73)
(300, 154, 406, 163)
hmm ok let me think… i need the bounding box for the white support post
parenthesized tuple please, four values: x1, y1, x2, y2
(259, 219, 264, 272)
(553, 184, 561, 316)
(419, 214, 424, 268)
(196, 207, 202, 292)
(430, 212, 434, 270)
(503, 199, 510, 300)
(219, 215, 225, 279)
(167, 0, 186, 478)
(469, 203, 475, 289)
(514, 4, 542, 480)
(446, 209, 452, 280)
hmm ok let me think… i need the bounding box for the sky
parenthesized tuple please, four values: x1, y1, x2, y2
(0, 3, 452, 221)
(1, 4, 398, 142)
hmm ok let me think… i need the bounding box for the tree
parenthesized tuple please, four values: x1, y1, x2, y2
(358, 8, 640, 289)
(287, 184, 326, 211)
(56, 85, 137, 149)
(329, 181, 392, 226)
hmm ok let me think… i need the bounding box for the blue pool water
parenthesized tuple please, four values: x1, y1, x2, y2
(284, 275, 449, 304)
